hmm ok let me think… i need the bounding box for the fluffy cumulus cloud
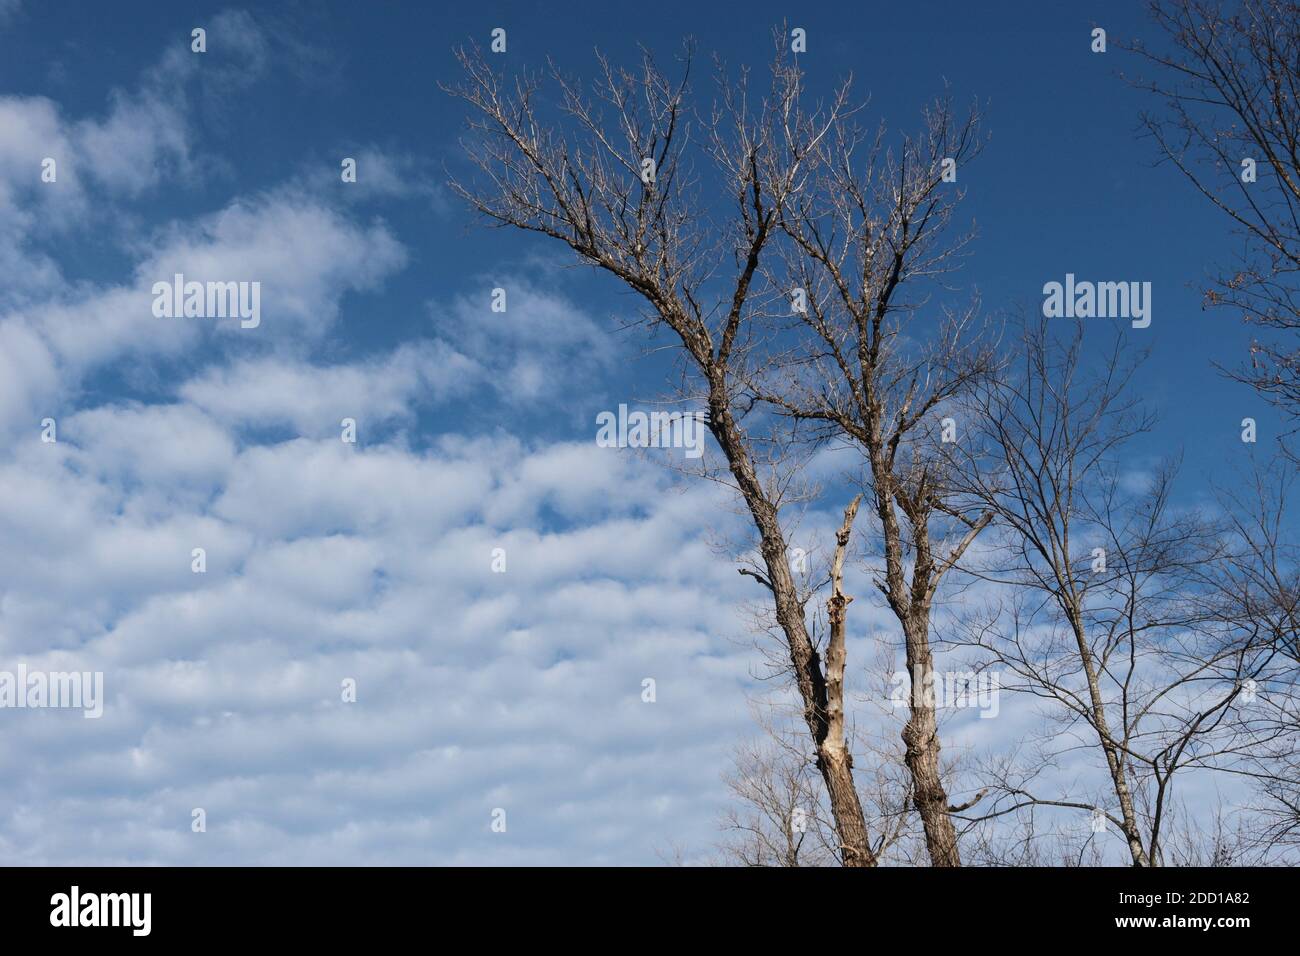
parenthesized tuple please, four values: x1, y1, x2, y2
(0, 15, 780, 865)
(0, 425, 764, 864)
(0, 191, 408, 442)
(179, 342, 480, 435)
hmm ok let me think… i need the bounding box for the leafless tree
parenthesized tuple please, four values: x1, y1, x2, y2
(719, 732, 841, 867)
(716, 697, 913, 866)
(1139, 799, 1259, 865)
(1126, 0, 1300, 449)
(963, 790, 1109, 867)
(1203, 464, 1300, 858)
(443, 36, 961, 865)
(944, 319, 1267, 866)
(739, 90, 995, 866)
(446, 32, 1000, 865)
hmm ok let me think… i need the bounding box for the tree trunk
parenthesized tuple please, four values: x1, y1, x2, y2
(1068, 611, 1151, 867)
(709, 385, 878, 867)
(901, 612, 962, 866)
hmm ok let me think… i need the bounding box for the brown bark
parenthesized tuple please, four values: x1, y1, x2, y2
(901, 611, 962, 867)
(750, 92, 993, 864)
(867, 448, 972, 866)
(710, 391, 877, 867)
(823, 495, 873, 866)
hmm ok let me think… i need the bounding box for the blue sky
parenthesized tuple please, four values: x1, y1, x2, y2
(0, 0, 1290, 865)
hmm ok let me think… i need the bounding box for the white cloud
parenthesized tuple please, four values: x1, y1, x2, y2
(138, 191, 408, 342)
(180, 341, 479, 435)
(0, 408, 765, 862)
(0, 188, 411, 452)
(440, 279, 621, 404)
(0, 8, 762, 868)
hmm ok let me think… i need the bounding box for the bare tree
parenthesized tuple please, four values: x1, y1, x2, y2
(444, 38, 907, 865)
(1127, 0, 1300, 447)
(962, 785, 1109, 868)
(741, 96, 995, 865)
(719, 733, 841, 867)
(716, 695, 913, 866)
(1204, 464, 1300, 858)
(946, 319, 1264, 866)
(1156, 800, 1260, 866)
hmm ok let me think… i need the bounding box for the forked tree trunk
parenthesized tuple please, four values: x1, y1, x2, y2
(870, 455, 968, 867)
(710, 391, 877, 867)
